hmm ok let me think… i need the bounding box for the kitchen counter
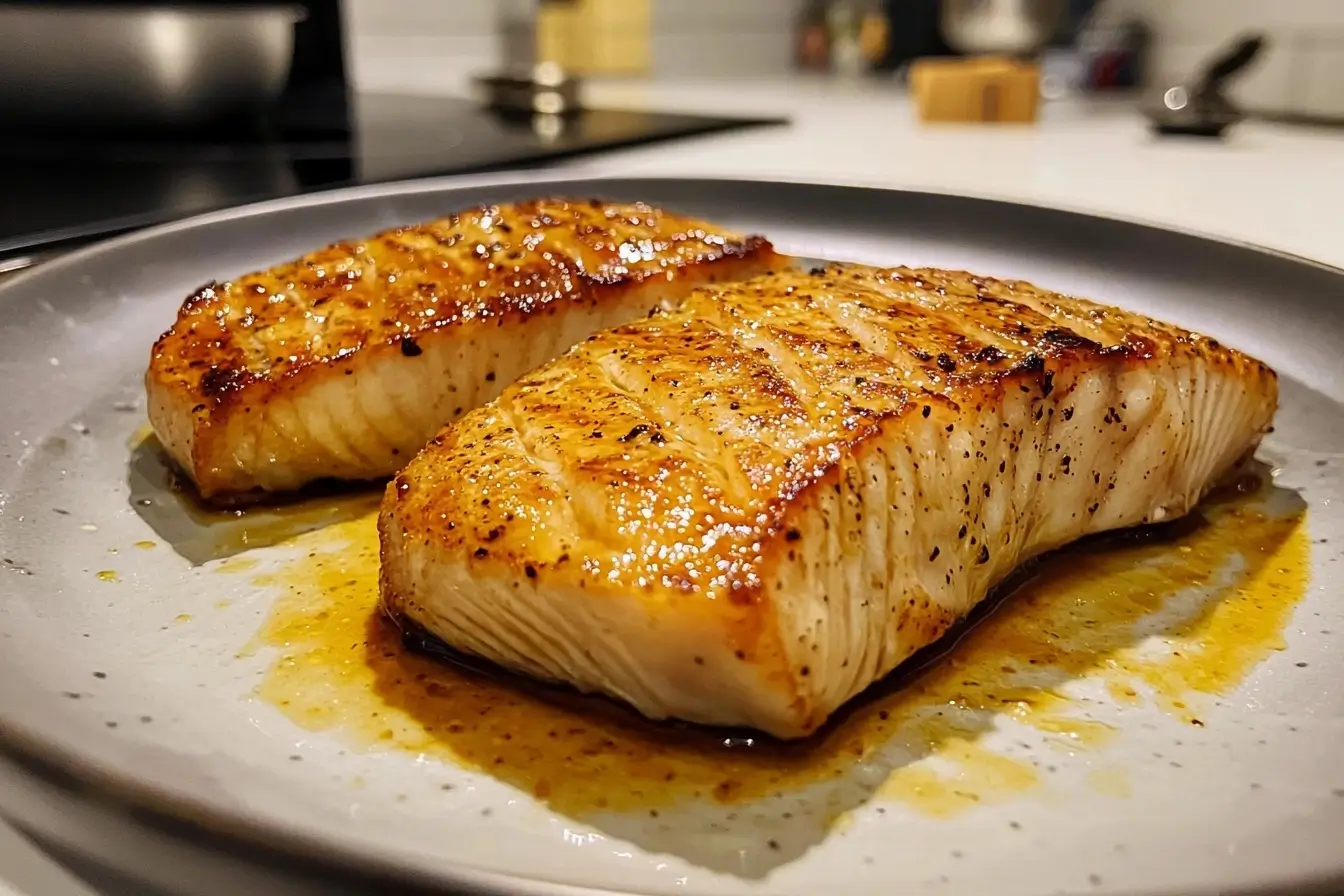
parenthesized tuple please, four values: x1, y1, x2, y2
(553, 76, 1344, 270)
(3, 74, 1344, 896)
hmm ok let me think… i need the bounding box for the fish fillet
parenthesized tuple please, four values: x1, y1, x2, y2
(379, 264, 1277, 739)
(146, 199, 779, 502)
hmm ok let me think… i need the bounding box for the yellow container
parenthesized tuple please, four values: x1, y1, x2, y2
(537, 0, 652, 76)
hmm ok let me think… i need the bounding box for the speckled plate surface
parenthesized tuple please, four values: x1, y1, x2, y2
(1, 175, 1342, 896)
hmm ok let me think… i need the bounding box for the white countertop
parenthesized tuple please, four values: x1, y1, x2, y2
(4, 75, 1344, 896)
(559, 77, 1344, 270)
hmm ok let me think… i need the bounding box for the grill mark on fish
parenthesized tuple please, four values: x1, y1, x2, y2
(146, 199, 780, 501)
(380, 262, 1278, 739)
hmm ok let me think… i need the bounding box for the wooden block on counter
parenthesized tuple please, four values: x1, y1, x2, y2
(911, 56, 1041, 124)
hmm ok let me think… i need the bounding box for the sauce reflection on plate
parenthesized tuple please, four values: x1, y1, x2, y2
(240, 480, 1308, 819)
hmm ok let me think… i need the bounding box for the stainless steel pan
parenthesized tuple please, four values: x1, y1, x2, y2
(0, 3, 304, 129)
(0, 175, 1340, 896)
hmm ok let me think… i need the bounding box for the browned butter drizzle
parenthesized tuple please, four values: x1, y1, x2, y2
(244, 483, 1309, 818)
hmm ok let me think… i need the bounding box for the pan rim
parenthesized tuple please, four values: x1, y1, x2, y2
(0, 171, 1341, 896)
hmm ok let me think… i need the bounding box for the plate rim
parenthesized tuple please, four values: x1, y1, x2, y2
(2, 171, 1343, 896)
(3, 169, 1343, 295)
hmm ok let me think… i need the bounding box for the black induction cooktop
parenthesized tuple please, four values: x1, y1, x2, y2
(0, 90, 787, 260)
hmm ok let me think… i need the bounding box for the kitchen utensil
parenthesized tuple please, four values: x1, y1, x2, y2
(1147, 33, 1267, 138)
(0, 174, 1341, 896)
(939, 0, 1067, 57)
(0, 2, 304, 131)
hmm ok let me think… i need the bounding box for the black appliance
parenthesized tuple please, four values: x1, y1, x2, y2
(0, 1, 787, 264)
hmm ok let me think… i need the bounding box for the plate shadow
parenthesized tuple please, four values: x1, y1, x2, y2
(126, 435, 382, 566)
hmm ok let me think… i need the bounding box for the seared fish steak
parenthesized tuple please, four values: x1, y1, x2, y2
(380, 264, 1277, 738)
(146, 199, 779, 502)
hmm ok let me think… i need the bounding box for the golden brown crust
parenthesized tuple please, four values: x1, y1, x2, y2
(380, 263, 1278, 736)
(382, 263, 1276, 647)
(145, 199, 776, 500)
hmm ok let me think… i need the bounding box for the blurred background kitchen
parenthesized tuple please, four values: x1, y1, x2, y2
(0, 4, 1342, 894)
(2, 0, 1344, 279)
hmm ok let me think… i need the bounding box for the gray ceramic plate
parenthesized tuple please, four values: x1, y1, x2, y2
(0, 175, 1342, 896)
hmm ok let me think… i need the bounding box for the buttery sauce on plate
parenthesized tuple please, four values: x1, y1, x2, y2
(242, 479, 1308, 818)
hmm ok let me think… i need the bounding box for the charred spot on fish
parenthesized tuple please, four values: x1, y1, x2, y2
(485, 371, 496, 382)
(929, 546, 940, 561)
(473, 547, 489, 559)
(786, 528, 802, 541)
(976, 545, 991, 565)
(199, 366, 250, 396)
(1041, 371, 1055, 397)
(619, 424, 650, 442)
(1063, 407, 1075, 422)
(922, 405, 932, 418)
(1042, 328, 1102, 351)
(399, 337, 423, 357)
(810, 266, 827, 276)
(525, 565, 537, 579)
(968, 345, 1007, 365)
(1017, 353, 1046, 374)
(936, 353, 957, 373)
